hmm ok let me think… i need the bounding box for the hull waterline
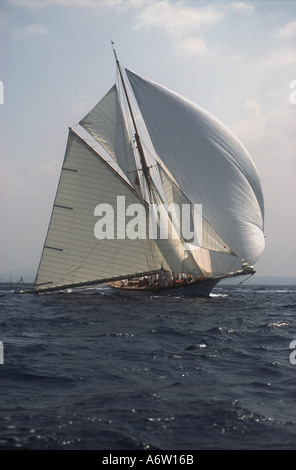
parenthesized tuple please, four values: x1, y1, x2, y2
(109, 278, 221, 297)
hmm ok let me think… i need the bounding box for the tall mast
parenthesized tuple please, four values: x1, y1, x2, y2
(111, 42, 151, 195)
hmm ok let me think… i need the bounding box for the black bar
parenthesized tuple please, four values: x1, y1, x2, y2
(62, 167, 78, 172)
(44, 245, 63, 252)
(54, 204, 73, 210)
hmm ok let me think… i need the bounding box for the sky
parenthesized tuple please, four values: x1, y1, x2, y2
(0, 0, 296, 282)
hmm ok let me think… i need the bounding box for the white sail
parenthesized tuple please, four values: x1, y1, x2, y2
(33, 130, 162, 292)
(157, 164, 237, 276)
(148, 180, 204, 276)
(79, 85, 137, 185)
(28, 56, 266, 297)
(125, 69, 265, 270)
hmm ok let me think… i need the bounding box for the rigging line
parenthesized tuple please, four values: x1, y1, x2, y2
(115, 64, 144, 192)
(235, 273, 254, 287)
(112, 45, 151, 196)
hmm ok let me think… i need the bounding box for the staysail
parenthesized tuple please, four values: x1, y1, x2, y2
(125, 69, 265, 272)
(79, 85, 137, 186)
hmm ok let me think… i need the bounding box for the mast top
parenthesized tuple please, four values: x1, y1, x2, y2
(110, 41, 151, 197)
(111, 40, 119, 66)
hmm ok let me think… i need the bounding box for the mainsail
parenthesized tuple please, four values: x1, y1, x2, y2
(34, 130, 161, 292)
(30, 52, 265, 294)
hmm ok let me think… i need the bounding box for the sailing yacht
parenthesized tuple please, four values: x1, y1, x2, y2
(25, 47, 265, 297)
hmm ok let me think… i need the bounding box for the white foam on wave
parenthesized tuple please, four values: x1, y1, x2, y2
(210, 293, 228, 298)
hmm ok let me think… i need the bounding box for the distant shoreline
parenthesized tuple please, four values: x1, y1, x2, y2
(220, 276, 296, 286)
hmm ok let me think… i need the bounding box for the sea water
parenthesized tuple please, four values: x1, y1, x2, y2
(0, 282, 295, 450)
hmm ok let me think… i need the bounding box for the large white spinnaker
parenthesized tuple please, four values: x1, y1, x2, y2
(125, 69, 265, 274)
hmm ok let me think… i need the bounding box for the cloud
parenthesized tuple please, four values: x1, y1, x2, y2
(178, 36, 207, 56)
(276, 20, 296, 39)
(245, 100, 261, 116)
(132, 1, 223, 57)
(230, 95, 295, 182)
(8, 0, 123, 10)
(18, 23, 48, 36)
(7, 0, 224, 56)
(134, 1, 223, 35)
(230, 2, 255, 13)
(8, 0, 62, 8)
(260, 49, 296, 68)
(230, 98, 296, 273)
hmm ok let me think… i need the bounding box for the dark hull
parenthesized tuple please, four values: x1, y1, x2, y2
(109, 277, 221, 297)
